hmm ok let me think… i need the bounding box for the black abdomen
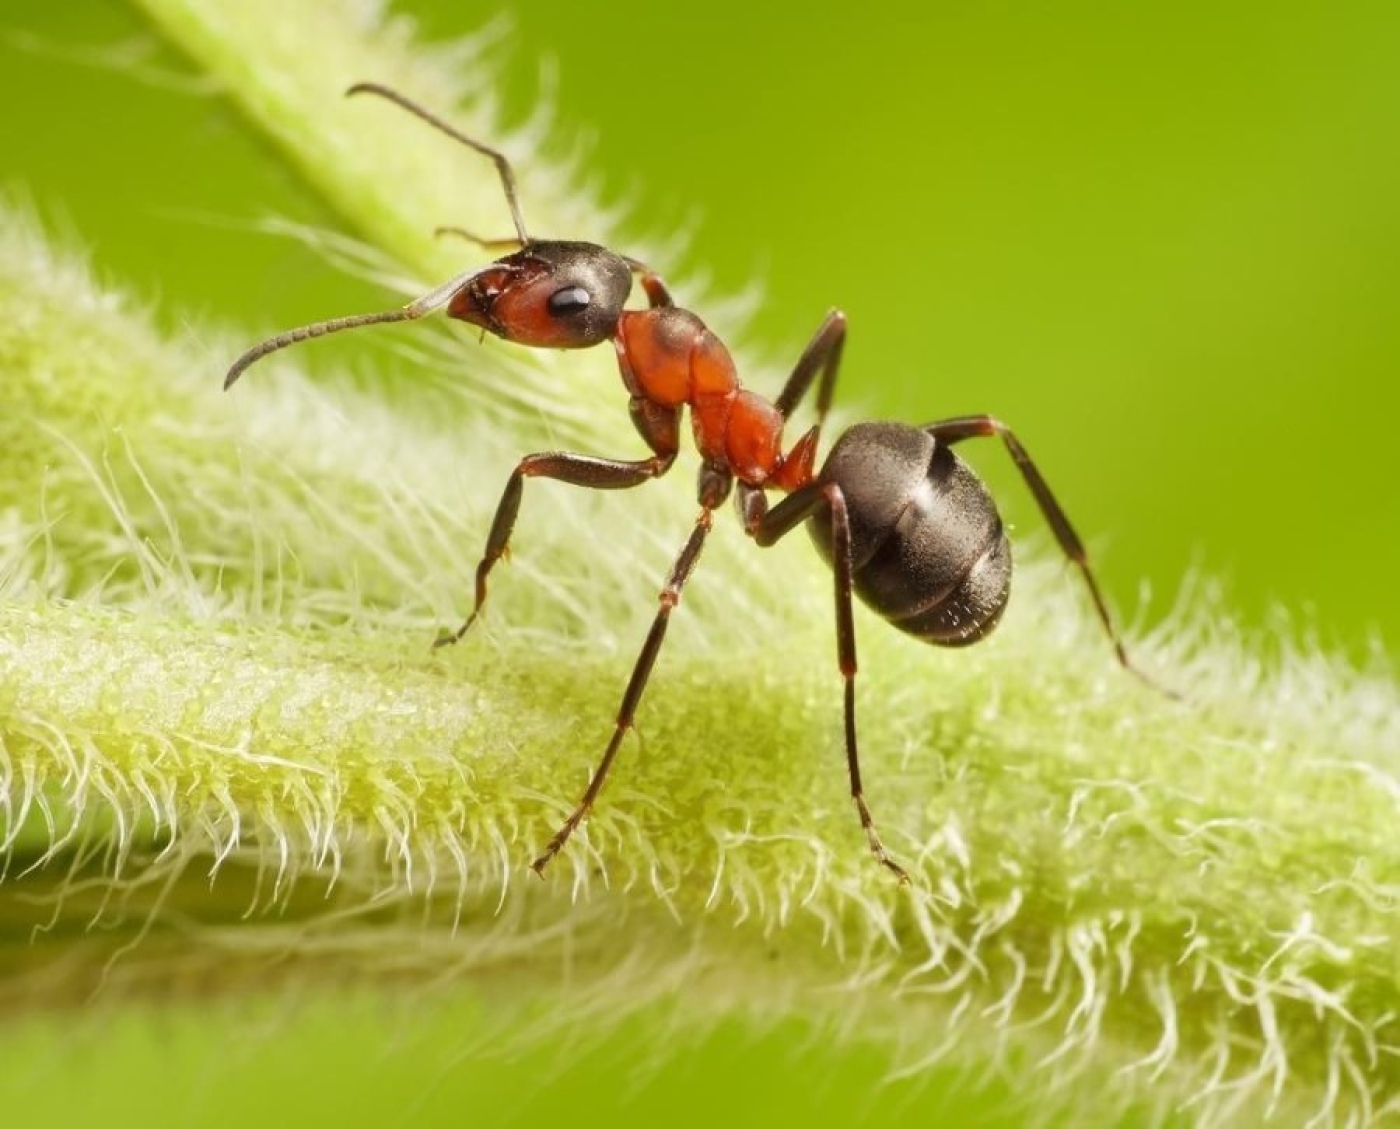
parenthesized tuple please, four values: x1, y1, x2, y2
(808, 422, 1011, 646)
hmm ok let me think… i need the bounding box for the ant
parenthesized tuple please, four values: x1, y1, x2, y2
(226, 83, 1170, 884)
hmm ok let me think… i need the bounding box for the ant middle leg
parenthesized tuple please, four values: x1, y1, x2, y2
(743, 482, 910, 882)
(761, 311, 847, 491)
(774, 309, 847, 437)
(925, 415, 1177, 697)
(533, 482, 725, 875)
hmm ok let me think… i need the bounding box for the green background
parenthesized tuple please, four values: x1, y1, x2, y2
(3, 0, 1398, 1125)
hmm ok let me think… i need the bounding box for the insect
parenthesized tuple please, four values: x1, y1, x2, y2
(226, 84, 1168, 882)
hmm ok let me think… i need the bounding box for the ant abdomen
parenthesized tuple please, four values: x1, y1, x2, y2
(809, 422, 1012, 646)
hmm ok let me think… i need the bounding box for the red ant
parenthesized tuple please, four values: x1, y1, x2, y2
(226, 83, 1169, 883)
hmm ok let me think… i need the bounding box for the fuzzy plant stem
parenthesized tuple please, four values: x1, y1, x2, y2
(0, 0, 1396, 1122)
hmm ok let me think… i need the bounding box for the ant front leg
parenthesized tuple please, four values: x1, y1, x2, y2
(621, 257, 675, 309)
(437, 402, 680, 647)
(534, 465, 731, 875)
(926, 415, 1178, 698)
(744, 482, 910, 883)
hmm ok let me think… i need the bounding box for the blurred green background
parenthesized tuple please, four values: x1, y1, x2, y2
(3, 0, 1397, 1124)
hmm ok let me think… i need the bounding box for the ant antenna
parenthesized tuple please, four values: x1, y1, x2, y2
(433, 226, 523, 252)
(346, 82, 531, 247)
(223, 267, 482, 389)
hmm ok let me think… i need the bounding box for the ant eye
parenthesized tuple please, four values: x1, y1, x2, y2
(547, 286, 592, 317)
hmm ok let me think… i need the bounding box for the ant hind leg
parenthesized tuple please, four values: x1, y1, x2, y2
(925, 414, 1179, 699)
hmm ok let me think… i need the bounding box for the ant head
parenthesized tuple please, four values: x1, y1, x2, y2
(448, 241, 634, 349)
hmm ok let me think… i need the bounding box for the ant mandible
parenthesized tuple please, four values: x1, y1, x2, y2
(226, 83, 1169, 884)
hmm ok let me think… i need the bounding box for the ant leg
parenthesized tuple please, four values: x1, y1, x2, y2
(746, 482, 911, 882)
(533, 505, 717, 874)
(756, 311, 847, 489)
(774, 310, 847, 438)
(436, 449, 676, 647)
(440, 401, 679, 646)
(926, 415, 1177, 698)
(621, 257, 675, 309)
